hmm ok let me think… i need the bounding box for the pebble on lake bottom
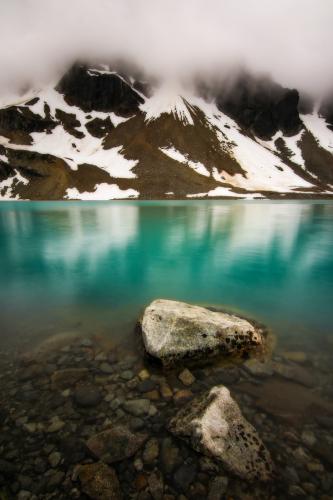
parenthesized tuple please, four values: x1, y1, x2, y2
(0, 326, 332, 500)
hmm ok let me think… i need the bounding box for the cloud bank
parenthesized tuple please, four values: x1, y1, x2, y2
(0, 0, 332, 97)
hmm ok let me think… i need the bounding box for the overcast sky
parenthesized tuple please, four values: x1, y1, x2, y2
(0, 0, 332, 97)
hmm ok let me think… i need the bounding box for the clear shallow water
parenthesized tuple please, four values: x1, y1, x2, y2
(0, 200, 333, 351)
(1, 200, 333, 500)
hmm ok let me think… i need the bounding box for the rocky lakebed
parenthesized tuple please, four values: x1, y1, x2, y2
(0, 299, 333, 499)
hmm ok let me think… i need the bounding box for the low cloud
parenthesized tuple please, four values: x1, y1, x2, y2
(0, 0, 332, 98)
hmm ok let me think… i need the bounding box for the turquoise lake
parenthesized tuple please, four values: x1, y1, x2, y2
(0, 200, 333, 351)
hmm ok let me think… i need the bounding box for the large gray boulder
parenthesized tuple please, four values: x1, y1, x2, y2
(141, 299, 264, 365)
(169, 385, 273, 482)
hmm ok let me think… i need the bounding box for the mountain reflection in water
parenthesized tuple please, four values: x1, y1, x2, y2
(0, 201, 332, 349)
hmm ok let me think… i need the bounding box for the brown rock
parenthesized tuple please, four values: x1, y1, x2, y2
(173, 390, 193, 404)
(243, 359, 274, 378)
(51, 368, 89, 389)
(178, 369, 195, 386)
(32, 331, 82, 357)
(78, 462, 122, 499)
(142, 438, 159, 464)
(161, 437, 182, 473)
(236, 379, 333, 424)
(86, 425, 147, 463)
(73, 385, 102, 407)
(145, 390, 160, 400)
(135, 474, 148, 491)
(272, 361, 314, 387)
(282, 351, 307, 363)
(312, 441, 333, 467)
(138, 369, 150, 381)
(148, 471, 164, 500)
(18, 363, 44, 381)
(160, 382, 173, 399)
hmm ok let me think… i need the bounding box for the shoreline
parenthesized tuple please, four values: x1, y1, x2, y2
(1, 194, 333, 204)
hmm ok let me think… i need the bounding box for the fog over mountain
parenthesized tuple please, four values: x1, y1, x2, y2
(1, 0, 333, 200)
(1, 0, 333, 97)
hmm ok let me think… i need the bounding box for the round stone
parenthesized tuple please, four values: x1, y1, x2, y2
(73, 386, 102, 407)
(120, 370, 134, 381)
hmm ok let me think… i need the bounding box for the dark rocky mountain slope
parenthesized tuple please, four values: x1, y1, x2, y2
(0, 64, 332, 200)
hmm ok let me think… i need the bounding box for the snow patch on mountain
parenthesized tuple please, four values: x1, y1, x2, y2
(0, 87, 41, 109)
(212, 167, 225, 182)
(15, 87, 138, 175)
(140, 85, 194, 125)
(281, 133, 304, 166)
(301, 112, 333, 152)
(0, 169, 28, 200)
(186, 96, 313, 192)
(0, 153, 8, 163)
(65, 184, 139, 200)
(228, 133, 310, 192)
(187, 186, 262, 199)
(25, 87, 132, 128)
(256, 131, 305, 167)
(159, 146, 210, 177)
(0, 126, 138, 178)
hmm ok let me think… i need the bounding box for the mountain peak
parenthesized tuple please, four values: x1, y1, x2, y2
(0, 65, 333, 200)
(56, 63, 144, 115)
(140, 83, 195, 125)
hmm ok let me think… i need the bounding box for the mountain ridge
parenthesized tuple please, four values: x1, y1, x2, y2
(0, 64, 333, 200)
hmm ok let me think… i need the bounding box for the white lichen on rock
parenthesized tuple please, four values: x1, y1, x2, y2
(169, 385, 273, 482)
(141, 299, 264, 365)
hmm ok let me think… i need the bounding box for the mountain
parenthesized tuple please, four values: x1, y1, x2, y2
(0, 64, 333, 200)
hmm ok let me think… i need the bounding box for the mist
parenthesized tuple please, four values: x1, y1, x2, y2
(0, 0, 332, 98)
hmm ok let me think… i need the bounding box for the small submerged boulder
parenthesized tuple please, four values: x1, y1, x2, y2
(78, 462, 122, 500)
(73, 385, 102, 407)
(86, 425, 148, 463)
(169, 385, 273, 482)
(51, 368, 89, 389)
(141, 299, 264, 365)
(29, 331, 83, 358)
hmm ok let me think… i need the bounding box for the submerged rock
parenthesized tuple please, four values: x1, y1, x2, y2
(78, 462, 122, 499)
(272, 361, 315, 387)
(169, 385, 273, 482)
(123, 399, 151, 416)
(237, 379, 333, 424)
(142, 438, 159, 464)
(281, 351, 308, 364)
(141, 300, 265, 365)
(73, 385, 102, 407)
(86, 425, 147, 463)
(207, 476, 229, 500)
(243, 359, 274, 378)
(51, 368, 89, 389)
(160, 437, 182, 473)
(32, 331, 83, 356)
(147, 471, 164, 499)
(174, 462, 198, 491)
(46, 416, 65, 433)
(178, 368, 196, 386)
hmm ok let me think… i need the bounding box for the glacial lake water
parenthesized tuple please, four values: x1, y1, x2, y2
(0, 200, 333, 353)
(1, 200, 333, 499)
(0, 201, 333, 354)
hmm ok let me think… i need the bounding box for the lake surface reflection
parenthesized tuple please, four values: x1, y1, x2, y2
(0, 200, 333, 350)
